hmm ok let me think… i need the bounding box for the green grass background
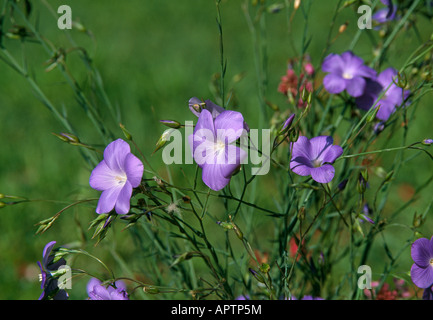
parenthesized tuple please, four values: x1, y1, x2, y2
(0, 0, 432, 299)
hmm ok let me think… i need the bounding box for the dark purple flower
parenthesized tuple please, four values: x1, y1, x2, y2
(356, 68, 410, 121)
(410, 236, 433, 289)
(89, 139, 144, 214)
(290, 136, 343, 184)
(37, 241, 69, 300)
(321, 51, 376, 97)
(373, 0, 397, 23)
(189, 109, 247, 191)
(87, 278, 129, 300)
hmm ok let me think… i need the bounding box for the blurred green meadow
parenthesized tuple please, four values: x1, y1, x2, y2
(0, 0, 432, 299)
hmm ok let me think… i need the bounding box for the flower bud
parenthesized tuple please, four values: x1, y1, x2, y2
(278, 114, 295, 135)
(422, 139, 433, 146)
(52, 132, 80, 144)
(119, 123, 132, 140)
(366, 105, 380, 123)
(159, 120, 182, 129)
(153, 129, 175, 154)
(338, 21, 348, 34)
(143, 286, 159, 294)
(249, 268, 265, 284)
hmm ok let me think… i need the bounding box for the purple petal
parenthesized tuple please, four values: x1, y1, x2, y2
(411, 238, 433, 268)
(322, 145, 344, 164)
(201, 146, 246, 191)
(96, 185, 123, 214)
(124, 153, 144, 188)
(89, 285, 111, 300)
(322, 53, 344, 74)
(204, 99, 225, 119)
(310, 164, 335, 184)
(376, 100, 395, 121)
(114, 181, 133, 214)
(346, 76, 366, 97)
(291, 136, 312, 160)
(309, 136, 334, 161)
(89, 160, 118, 191)
(377, 68, 398, 88)
(323, 74, 346, 94)
(201, 164, 232, 191)
(103, 139, 131, 173)
(290, 161, 313, 177)
(340, 51, 365, 69)
(411, 263, 433, 289)
(87, 278, 102, 296)
(42, 241, 56, 266)
(355, 79, 383, 111)
(214, 110, 245, 144)
(109, 289, 129, 300)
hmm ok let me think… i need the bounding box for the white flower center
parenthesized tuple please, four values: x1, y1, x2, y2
(430, 258, 433, 267)
(342, 72, 353, 80)
(312, 159, 322, 168)
(114, 173, 127, 185)
(214, 140, 226, 155)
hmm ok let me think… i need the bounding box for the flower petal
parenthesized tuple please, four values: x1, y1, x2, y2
(291, 136, 312, 160)
(214, 110, 246, 144)
(309, 136, 334, 161)
(323, 74, 346, 94)
(124, 153, 144, 188)
(89, 160, 118, 191)
(411, 263, 433, 289)
(346, 76, 366, 97)
(290, 161, 312, 177)
(103, 139, 131, 173)
(204, 99, 225, 119)
(321, 53, 344, 74)
(96, 186, 123, 214)
(87, 278, 102, 296)
(114, 181, 133, 214)
(411, 238, 433, 268)
(310, 164, 335, 184)
(201, 164, 232, 191)
(322, 145, 343, 164)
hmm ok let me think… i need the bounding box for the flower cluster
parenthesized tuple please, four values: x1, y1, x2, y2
(278, 57, 314, 108)
(322, 51, 410, 121)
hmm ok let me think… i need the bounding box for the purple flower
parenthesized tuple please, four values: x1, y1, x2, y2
(290, 136, 343, 184)
(87, 278, 129, 300)
(410, 236, 433, 289)
(89, 139, 144, 214)
(37, 241, 69, 300)
(356, 68, 410, 121)
(321, 51, 376, 97)
(189, 109, 247, 191)
(373, 0, 397, 23)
